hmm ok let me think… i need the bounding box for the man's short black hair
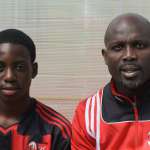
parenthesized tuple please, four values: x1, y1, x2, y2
(0, 29, 36, 62)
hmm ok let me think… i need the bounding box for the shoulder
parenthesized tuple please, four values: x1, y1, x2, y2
(75, 88, 103, 113)
(75, 88, 103, 117)
(71, 89, 103, 149)
(35, 100, 71, 139)
(72, 88, 103, 138)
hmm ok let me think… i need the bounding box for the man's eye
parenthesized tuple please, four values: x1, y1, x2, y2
(111, 44, 124, 51)
(134, 42, 146, 49)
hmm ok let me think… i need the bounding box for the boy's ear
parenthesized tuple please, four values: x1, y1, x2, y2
(32, 62, 38, 78)
(101, 48, 108, 65)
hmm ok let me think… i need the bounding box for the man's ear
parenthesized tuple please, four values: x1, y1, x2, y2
(32, 62, 38, 78)
(102, 48, 108, 65)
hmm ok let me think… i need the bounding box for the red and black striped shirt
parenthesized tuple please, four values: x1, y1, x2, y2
(0, 98, 71, 150)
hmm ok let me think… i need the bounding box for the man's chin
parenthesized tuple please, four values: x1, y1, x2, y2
(121, 80, 141, 91)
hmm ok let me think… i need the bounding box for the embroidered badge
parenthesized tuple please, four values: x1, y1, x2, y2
(28, 141, 48, 150)
(28, 141, 37, 150)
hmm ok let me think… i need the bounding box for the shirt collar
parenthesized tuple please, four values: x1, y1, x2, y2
(110, 80, 135, 104)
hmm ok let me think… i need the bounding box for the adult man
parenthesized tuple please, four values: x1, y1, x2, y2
(0, 29, 71, 150)
(72, 13, 150, 149)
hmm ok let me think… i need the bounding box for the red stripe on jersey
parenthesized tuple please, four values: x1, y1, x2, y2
(37, 103, 71, 137)
(37, 101, 71, 127)
(36, 102, 71, 137)
(0, 124, 18, 135)
(41, 134, 51, 150)
(11, 126, 29, 150)
(36, 106, 70, 139)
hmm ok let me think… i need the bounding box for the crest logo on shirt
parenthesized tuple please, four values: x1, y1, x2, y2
(28, 141, 47, 150)
(28, 141, 37, 150)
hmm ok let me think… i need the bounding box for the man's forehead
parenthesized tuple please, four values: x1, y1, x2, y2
(111, 16, 147, 30)
(104, 13, 150, 45)
(109, 21, 148, 38)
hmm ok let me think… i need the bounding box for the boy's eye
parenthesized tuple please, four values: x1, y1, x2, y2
(15, 64, 25, 71)
(0, 62, 5, 72)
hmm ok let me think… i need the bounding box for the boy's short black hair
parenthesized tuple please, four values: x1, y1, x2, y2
(0, 29, 36, 62)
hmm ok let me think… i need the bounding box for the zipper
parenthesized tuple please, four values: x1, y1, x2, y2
(132, 101, 138, 121)
(132, 98, 139, 150)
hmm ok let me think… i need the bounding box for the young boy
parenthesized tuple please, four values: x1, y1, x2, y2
(0, 29, 71, 150)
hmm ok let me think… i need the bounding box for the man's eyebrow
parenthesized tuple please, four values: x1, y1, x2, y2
(106, 40, 125, 46)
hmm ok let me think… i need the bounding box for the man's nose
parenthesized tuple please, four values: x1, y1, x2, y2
(4, 68, 16, 82)
(122, 45, 137, 61)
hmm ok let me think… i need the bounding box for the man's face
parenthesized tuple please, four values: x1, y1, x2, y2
(102, 19, 150, 91)
(0, 43, 37, 102)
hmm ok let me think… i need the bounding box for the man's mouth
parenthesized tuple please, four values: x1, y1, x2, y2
(121, 70, 140, 78)
(120, 65, 141, 78)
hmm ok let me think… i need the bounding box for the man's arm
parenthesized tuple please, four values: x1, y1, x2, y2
(71, 100, 96, 150)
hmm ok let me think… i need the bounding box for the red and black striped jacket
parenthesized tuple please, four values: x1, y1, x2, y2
(0, 98, 71, 150)
(72, 81, 150, 149)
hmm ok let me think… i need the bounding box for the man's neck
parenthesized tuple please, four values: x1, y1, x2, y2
(114, 81, 150, 98)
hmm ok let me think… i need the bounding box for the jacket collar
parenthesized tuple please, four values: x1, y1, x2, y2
(110, 79, 150, 104)
(110, 80, 136, 104)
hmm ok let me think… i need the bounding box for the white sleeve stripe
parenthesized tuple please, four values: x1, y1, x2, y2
(85, 97, 95, 138)
(91, 95, 96, 136)
(96, 90, 103, 150)
(85, 89, 102, 149)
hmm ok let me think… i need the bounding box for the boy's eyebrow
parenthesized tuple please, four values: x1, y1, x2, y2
(13, 60, 29, 65)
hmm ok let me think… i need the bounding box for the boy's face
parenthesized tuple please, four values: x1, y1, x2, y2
(0, 43, 37, 102)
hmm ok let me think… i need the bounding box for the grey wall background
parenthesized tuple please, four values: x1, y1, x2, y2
(0, 0, 150, 120)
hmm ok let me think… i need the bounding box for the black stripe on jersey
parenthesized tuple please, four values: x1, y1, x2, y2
(36, 102, 71, 133)
(36, 102, 71, 139)
(36, 106, 69, 139)
(37, 101, 71, 128)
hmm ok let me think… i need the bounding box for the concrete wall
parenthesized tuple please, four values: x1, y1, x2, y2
(0, 0, 150, 120)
